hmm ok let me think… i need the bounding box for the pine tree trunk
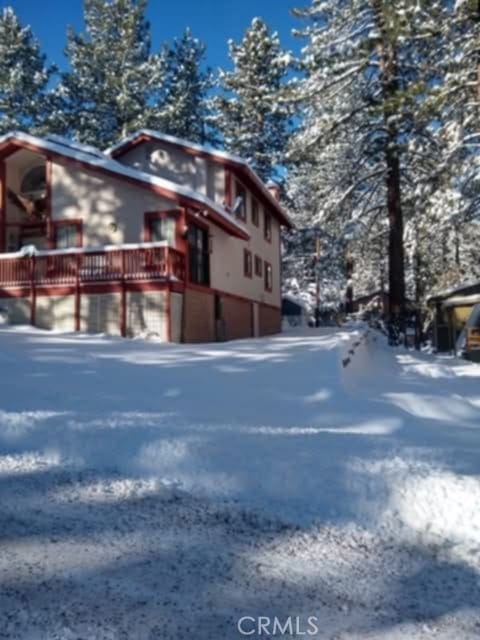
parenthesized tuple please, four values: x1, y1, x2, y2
(386, 141, 406, 316)
(374, 1, 406, 321)
(476, 1, 480, 120)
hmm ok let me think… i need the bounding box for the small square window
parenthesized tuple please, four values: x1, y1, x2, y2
(55, 223, 81, 249)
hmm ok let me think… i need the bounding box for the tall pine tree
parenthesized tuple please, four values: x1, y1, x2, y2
(288, 0, 446, 322)
(0, 7, 54, 134)
(212, 18, 292, 181)
(53, 0, 164, 148)
(151, 29, 213, 143)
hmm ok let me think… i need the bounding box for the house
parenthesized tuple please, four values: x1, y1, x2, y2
(428, 280, 480, 358)
(0, 130, 293, 342)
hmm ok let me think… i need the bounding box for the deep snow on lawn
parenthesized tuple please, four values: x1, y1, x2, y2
(0, 325, 480, 639)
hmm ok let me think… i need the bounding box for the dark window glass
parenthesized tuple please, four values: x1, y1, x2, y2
(188, 223, 210, 286)
(264, 262, 273, 291)
(264, 212, 272, 241)
(251, 199, 259, 226)
(244, 249, 252, 277)
(21, 165, 46, 199)
(55, 224, 78, 249)
(235, 182, 246, 220)
(255, 255, 263, 277)
(148, 217, 175, 245)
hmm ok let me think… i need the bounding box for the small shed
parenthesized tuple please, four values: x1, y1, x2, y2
(428, 281, 480, 358)
(282, 294, 307, 327)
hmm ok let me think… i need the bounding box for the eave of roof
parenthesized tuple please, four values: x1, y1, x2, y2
(0, 131, 250, 241)
(106, 129, 294, 229)
(428, 280, 480, 304)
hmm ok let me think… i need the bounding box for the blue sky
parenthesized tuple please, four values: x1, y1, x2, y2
(6, 0, 304, 71)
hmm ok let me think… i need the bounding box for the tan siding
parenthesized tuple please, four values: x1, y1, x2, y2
(221, 296, 252, 340)
(252, 302, 260, 337)
(259, 304, 281, 336)
(51, 162, 175, 246)
(183, 287, 215, 343)
(170, 292, 183, 343)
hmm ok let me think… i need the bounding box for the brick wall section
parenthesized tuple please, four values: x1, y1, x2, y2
(259, 304, 281, 336)
(183, 287, 215, 342)
(222, 296, 252, 341)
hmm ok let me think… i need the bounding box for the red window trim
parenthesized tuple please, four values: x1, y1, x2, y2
(254, 254, 263, 277)
(244, 248, 253, 279)
(264, 260, 273, 292)
(264, 211, 272, 243)
(144, 209, 183, 246)
(251, 198, 260, 227)
(52, 219, 83, 248)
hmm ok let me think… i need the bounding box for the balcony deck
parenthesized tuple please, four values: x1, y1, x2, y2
(0, 244, 185, 289)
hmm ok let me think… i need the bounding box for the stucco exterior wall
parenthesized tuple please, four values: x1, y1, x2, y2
(207, 214, 281, 309)
(80, 293, 120, 335)
(127, 290, 168, 339)
(119, 143, 206, 196)
(0, 296, 30, 325)
(51, 162, 176, 246)
(118, 142, 226, 204)
(36, 295, 75, 332)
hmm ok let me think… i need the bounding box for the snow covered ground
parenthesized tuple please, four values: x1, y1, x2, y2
(0, 325, 480, 639)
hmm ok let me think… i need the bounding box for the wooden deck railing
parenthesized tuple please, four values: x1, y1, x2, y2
(466, 328, 480, 351)
(0, 245, 185, 288)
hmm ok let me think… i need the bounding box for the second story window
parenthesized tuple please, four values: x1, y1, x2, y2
(244, 249, 252, 278)
(254, 255, 263, 277)
(54, 221, 82, 249)
(251, 198, 259, 227)
(264, 211, 272, 242)
(264, 261, 273, 292)
(234, 181, 246, 221)
(147, 216, 176, 246)
(188, 223, 210, 286)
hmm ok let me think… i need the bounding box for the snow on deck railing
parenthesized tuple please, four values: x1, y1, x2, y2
(0, 240, 170, 259)
(0, 243, 185, 287)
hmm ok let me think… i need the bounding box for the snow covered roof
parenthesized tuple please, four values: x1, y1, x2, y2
(442, 294, 480, 307)
(106, 129, 294, 229)
(428, 280, 480, 303)
(0, 131, 249, 240)
(44, 134, 106, 160)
